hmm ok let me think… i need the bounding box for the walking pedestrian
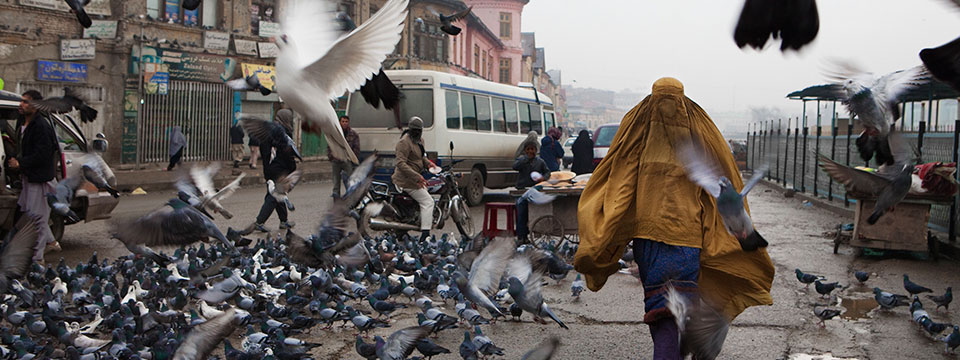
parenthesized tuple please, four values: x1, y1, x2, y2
(10, 90, 59, 263)
(571, 129, 595, 175)
(513, 139, 550, 244)
(575, 78, 774, 359)
(167, 125, 186, 171)
(330, 115, 360, 197)
(540, 127, 564, 172)
(230, 121, 245, 168)
(252, 109, 297, 232)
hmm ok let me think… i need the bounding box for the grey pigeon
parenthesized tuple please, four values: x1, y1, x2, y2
(112, 198, 237, 264)
(459, 331, 478, 360)
(47, 175, 84, 223)
(733, 0, 819, 52)
(825, 62, 929, 165)
(79, 153, 119, 197)
(795, 269, 824, 288)
(427, 5, 472, 36)
(30, 87, 97, 122)
(454, 238, 514, 317)
(521, 336, 560, 360)
(197, 270, 253, 303)
(679, 143, 769, 251)
(813, 306, 842, 327)
(227, 74, 272, 96)
(818, 152, 914, 225)
(571, 273, 585, 298)
(874, 287, 910, 309)
(814, 280, 842, 298)
(927, 287, 952, 311)
(506, 252, 568, 329)
(0, 215, 41, 303)
(375, 325, 431, 360)
(854, 271, 870, 284)
(665, 283, 729, 360)
(240, 114, 303, 162)
(944, 325, 960, 354)
(471, 325, 504, 357)
(269, 170, 302, 211)
(904, 274, 933, 295)
(173, 308, 239, 359)
(416, 338, 450, 359)
(176, 163, 244, 219)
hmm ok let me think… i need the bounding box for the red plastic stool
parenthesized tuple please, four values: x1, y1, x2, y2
(483, 202, 517, 238)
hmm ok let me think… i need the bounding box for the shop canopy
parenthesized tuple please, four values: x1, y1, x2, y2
(787, 80, 960, 102)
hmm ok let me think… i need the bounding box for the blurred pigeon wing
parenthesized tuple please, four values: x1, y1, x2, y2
(507, 253, 544, 298)
(739, 164, 768, 197)
(173, 308, 238, 359)
(817, 155, 890, 195)
(521, 337, 560, 360)
(447, 6, 472, 22)
(382, 325, 430, 358)
(279, 0, 339, 72)
(0, 215, 42, 281)
(278, 170, 302, 193)
(468, 238, 514, 295)
(678, 143, 722, 198)
(29, 94, 82, 114)
(873, 65, 930, 103)
(175, 179, 201, 201)
(522, 187, 557, 205)
(190, 164, 220, 197)
(210, 173, 245, 203)
(226, 77, 252, 91)
(425, 5, 441, 18)
(238, 114, 275, 145)
(822, 59, 875, 85)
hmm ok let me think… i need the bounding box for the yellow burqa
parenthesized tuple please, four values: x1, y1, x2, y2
(574, 77, 774, 320)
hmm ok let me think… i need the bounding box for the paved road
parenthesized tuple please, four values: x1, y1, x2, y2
(47, 180, 960, 359)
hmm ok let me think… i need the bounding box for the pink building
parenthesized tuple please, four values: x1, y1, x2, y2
(463, 0, 527, 85)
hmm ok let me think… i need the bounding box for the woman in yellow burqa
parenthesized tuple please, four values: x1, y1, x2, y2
(575, 77, 774, 359)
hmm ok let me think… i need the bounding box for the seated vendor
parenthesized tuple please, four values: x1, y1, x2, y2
(513, 140, 550, 244)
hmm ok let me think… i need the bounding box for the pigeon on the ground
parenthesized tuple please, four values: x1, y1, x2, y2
(874, 287, 910, 309)
(679, 143, 768, 251)
(459, 331, 479, 360)
(427, 5, 472, 36)
(571, 273, 584, 298)
(854, 271, 870, 284)
(471, 326, 504, 357)
(824, 62, 929, 165)
(944, 325, 960, 354)
(927, 287, 952, 311)
(733, 0, 819, 52)
(795, 269, 824, 288)
(521, 336, 560, 360)
(416, 338, 451, 359)
(276, 0, 409, 165)
(818, 153, 914, 225)
(64, 0, 93, 28)
(904, 274, 934, 295)
(814, 280, 842, 298)
(227, 74, 272, 96)
(29, 87, 98, 122)
(665, 283, 730, 360)
(813, 306, 842, 327)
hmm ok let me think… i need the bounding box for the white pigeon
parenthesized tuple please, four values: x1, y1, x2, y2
(276, 0, 409, 165)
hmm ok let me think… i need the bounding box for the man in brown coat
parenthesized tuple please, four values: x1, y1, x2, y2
(392, 117, 437, 242)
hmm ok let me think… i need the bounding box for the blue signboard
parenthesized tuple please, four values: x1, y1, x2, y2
(37, 60, 87, 82)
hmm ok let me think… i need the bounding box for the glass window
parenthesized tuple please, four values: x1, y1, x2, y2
(519, 102, 531, 133)
(499, 58, 511, 84)
(476, 96, 491, 131)
(529, 104, 542, 135)
(492, 98, 506, 132)
(202, 0, 217, 27)
(499, 12, 511, 39)
(445, 90, 460, 129)
(461, 93, 477, 130)
(504, 100, 519, 133)
(147, 0, 160, 18)
(348, 89, 435, 128)
(595, 125, 619, 147)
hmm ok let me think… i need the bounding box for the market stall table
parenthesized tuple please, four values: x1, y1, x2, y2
(509, 186, 583, 251)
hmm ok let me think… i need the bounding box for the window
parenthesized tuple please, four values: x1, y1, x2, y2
(348, 89, 435, 128)
(519, 102, 531, 133)
(492, 98, 506, 132)
(543, 112, 555, 129)
(476, 96, 491, 131)
(461, 93, 477, 130)
(445, 90, 460, 129)
(499, 58, 511, 84)
(474, 45, 480, 73)
(594, 125, 619, 147)
(499, 12, 511, 39)
(202, 0, 217, 27)
(504, 100, 519, 133)
(147, 0, 160, 18)
(530, 104, 542, 134)
(413, 22, 448, 62)
(481, 50, 487, 78)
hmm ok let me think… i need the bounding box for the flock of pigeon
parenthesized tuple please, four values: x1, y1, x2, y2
(795, 268, 959, 353)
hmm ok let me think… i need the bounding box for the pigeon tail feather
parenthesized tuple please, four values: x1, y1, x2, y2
(739, 230, 768, 251)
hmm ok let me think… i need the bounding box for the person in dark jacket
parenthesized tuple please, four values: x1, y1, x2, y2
(540, 127, 564, 171)
(253, 109, 298, 232)
(230, 121, 245, 168)
(330, 115, 360, 197)
(10, 90, 59, 263)
(513, 139, 550, 244)
(571, 129, 595, 175)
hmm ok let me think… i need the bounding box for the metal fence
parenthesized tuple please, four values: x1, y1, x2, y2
(139, 80, 232, 164)
(746, 118, 960, 242)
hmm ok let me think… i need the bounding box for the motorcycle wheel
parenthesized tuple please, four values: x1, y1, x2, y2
(358, 205, 387, 239)
(452, 197, 476, 238)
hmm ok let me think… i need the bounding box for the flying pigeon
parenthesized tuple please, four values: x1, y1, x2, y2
(824, 61, 929, 165)
(921, 35, 960, 92)
(276, 0, 409, 165)
(506, 251, 569, 329)
(173, 308, 240, 359)
(333, 13, 402, 127)
(454, 238, 514, 318)
(0, 215, 42, 303)
(817, 153, 914, 225)
(112, 198, 237, 264)
(733, 0, 819, 52)
(47, 175, 86, 223)
(227, 74, 272, 96)
(269, 170, 302, 212)
(29, 87, 98, 122)
(64, 0, 93, 28)
(679, 143, 769, 251)
(239, 114, 303, 161)
(665, 283, 730, 360)
(176, 163, 245, 219)
(374, 325, 432, 360)
(427, 5, 472, 36)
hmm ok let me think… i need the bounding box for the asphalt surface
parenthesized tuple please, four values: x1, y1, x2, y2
(47, 180, 960, 359)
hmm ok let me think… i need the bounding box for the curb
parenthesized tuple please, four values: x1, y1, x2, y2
(114, 161, 335, 193)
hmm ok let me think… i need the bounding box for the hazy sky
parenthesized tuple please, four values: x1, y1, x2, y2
(521, 0, 959, 114)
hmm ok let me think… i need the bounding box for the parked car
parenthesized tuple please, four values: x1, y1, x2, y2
(593, 123, 620, 166)
(0, 90, 119, 240)
(561, 136, 576, 168)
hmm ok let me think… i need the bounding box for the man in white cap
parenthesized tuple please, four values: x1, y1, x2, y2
(392, 117, 439, 242)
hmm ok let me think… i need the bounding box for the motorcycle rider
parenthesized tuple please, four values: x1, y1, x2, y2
(392, 117, 440, 242)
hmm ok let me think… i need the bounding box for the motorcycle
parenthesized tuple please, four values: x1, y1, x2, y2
(356, 159, 475, 239)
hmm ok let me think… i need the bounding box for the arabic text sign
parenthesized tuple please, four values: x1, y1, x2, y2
(258, 21, 280, 38)
(19, 0, 110, 15)
(204, 31, 230, 51)
(83, 20, 118, 39)
(257, 42, 279, 58)
(61, 39, 96, 60)
(158, 49, 232, 82)
(241, 63, 276, 91)
(234, 39, 258, 56)
(37, 60, 87, 82)
(144, 63, 169, 95)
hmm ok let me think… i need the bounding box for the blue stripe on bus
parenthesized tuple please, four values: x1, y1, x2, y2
(439, 83, 554, 107)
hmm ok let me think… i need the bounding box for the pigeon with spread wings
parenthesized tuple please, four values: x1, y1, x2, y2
(733, 0, 819, 52)
(427, 5, 472, 36)
(276, 0, 408, 165)
(112, 198, 237, 264)
(239, 114, 302, 161)
(29, 87, 98, 123)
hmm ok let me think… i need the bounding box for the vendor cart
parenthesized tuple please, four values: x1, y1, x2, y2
(509, 187, 582, 255)
(835, 192, 951, 256)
